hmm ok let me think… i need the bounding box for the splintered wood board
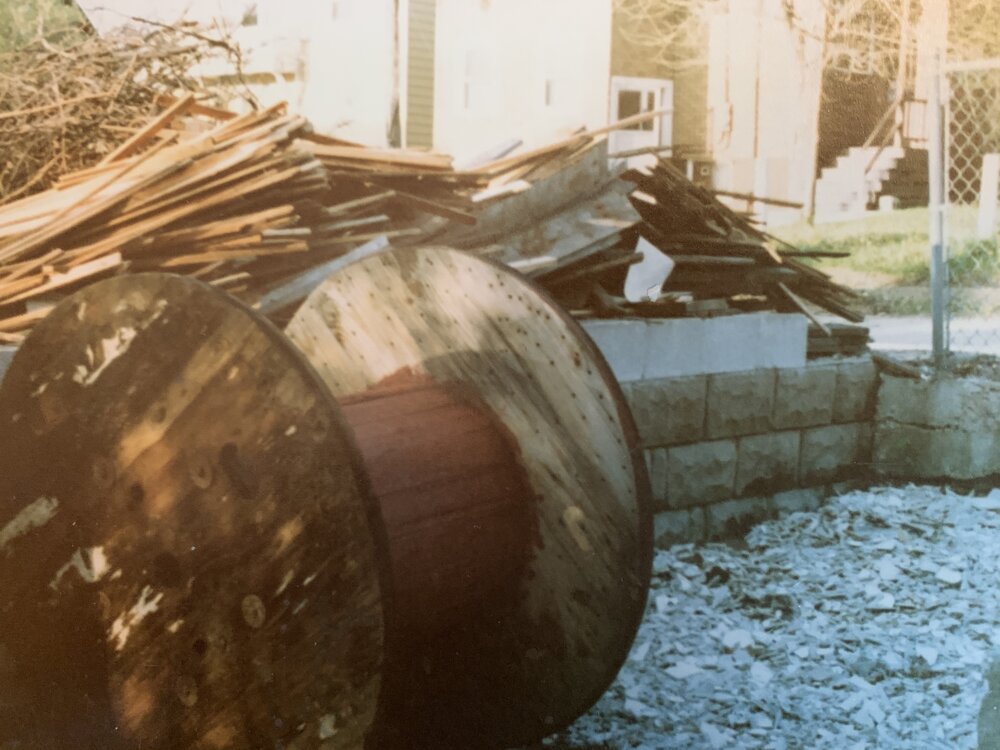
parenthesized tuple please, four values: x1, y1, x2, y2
(286, 246, 653, 749)
(439, 137, 611, 248)
(488, 180, 638, 266)
(0, 274, 386, 750)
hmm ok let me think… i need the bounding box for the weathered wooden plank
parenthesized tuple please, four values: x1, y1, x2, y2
(99, 93, 194, 165)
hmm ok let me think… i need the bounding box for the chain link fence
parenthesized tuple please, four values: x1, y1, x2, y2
(939, 59, 1000, 355)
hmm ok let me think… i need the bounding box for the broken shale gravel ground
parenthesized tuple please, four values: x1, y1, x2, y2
(539, 486, 1000, 749)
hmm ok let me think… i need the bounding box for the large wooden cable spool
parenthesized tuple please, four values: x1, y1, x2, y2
(285, 245, 653, 748)
(0, 274, 387, 749)
(0, 246, 652, 749)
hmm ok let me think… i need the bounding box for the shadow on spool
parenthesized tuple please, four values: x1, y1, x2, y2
(0, 246, 652, 749)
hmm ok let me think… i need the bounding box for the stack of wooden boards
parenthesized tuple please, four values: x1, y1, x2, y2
(0, 99, 631, 341)
(436, 152, 866, 354)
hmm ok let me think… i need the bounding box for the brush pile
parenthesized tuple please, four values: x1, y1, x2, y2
(0, 24, 254, 202)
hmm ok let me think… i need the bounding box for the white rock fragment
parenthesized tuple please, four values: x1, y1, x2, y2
(666, 662, 703, 679)
(722, 628, 754, 651)
(876, 558, 900, 581)
(867, 592, 896, 611)
(698, 721, 730, 749)
(936, 567, 962, 586)
(750, 662, 773, 686)
(630, 640, 651, 663)
(916, 645, 940, 666)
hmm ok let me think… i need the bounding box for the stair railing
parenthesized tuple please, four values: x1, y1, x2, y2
(862, 95, 927, 181)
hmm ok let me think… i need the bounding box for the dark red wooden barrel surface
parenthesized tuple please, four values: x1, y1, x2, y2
(339, 370, 536, 642)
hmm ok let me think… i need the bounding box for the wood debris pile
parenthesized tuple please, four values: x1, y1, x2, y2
(0, 82, 864, 346)
(489, 156, 862, 329)
(624, 161, 862, 324)
(0, 98, 616, 342)
(433, 146, 865, 352)
(0, 24, 253, 202)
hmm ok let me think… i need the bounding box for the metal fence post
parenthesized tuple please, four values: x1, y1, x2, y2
(928, 51, 947, 365)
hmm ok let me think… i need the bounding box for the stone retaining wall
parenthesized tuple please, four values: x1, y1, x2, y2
(876, 375, 1000, 480)
(622, 356, 877, 545)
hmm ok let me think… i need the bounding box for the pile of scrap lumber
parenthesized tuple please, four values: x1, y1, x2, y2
(438, 150, 863, 334)
(458, 154, 863, 332)
(624, 160, 862, 324)
(0, 65, 864, 348)
(0, 98, 631, 342)
(0, 24, 256, 202)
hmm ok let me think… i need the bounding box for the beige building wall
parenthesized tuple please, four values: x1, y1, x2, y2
(707, 0, 825, 217)
(82, 0, 614, 157)
(432, 0, 613, 161)
(251, 0, 397, 145)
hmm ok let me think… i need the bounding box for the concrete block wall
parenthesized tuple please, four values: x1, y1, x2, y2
(623, 356, 877, 546)
(876, 375, 1000, 480)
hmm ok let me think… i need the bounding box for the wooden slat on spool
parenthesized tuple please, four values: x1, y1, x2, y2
(0, 274, 387, 749)
(286, 246, 654, 749)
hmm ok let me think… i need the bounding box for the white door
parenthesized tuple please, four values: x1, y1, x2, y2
(609, 76, 673, 169)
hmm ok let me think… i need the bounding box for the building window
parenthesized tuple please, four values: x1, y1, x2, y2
(545, 79, 554, 107)
(618, 90, 656, 131)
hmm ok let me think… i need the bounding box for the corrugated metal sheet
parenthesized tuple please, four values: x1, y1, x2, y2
(406, 0, 436, 147)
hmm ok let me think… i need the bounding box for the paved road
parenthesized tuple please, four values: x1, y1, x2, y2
(865, 315, 1000, 355)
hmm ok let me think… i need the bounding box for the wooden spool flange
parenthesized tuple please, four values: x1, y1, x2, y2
(0, 274, 387, 749)
(286, 246, 653, 748)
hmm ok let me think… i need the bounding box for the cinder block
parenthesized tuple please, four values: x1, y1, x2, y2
(874, 421, 934, 478)
(800, 423, 868, 485)
(580, 319, 648, 383)
(734, 431, 800, 496)
(705, 497, 774, 540)
(772, 364, 837, 429)
(0, 347, 14, 385)
(832, 358, 878, 423)
(643, 448, 669, 509)
(856, 422, 874, 468)
(653, 507, 706, 546)
(581, 313, 806, 380)
(875, 422, 999, 480)
(666, 439, 737, 508)
(878, 375, 1000, 431)
(705, 369, 775, 439)
(626, 376, 707, 447)
(772, 487, 825, 516)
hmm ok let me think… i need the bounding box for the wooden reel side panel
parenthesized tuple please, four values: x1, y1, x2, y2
(286, 247, 653, 748)
(0, 274, 386, 750)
